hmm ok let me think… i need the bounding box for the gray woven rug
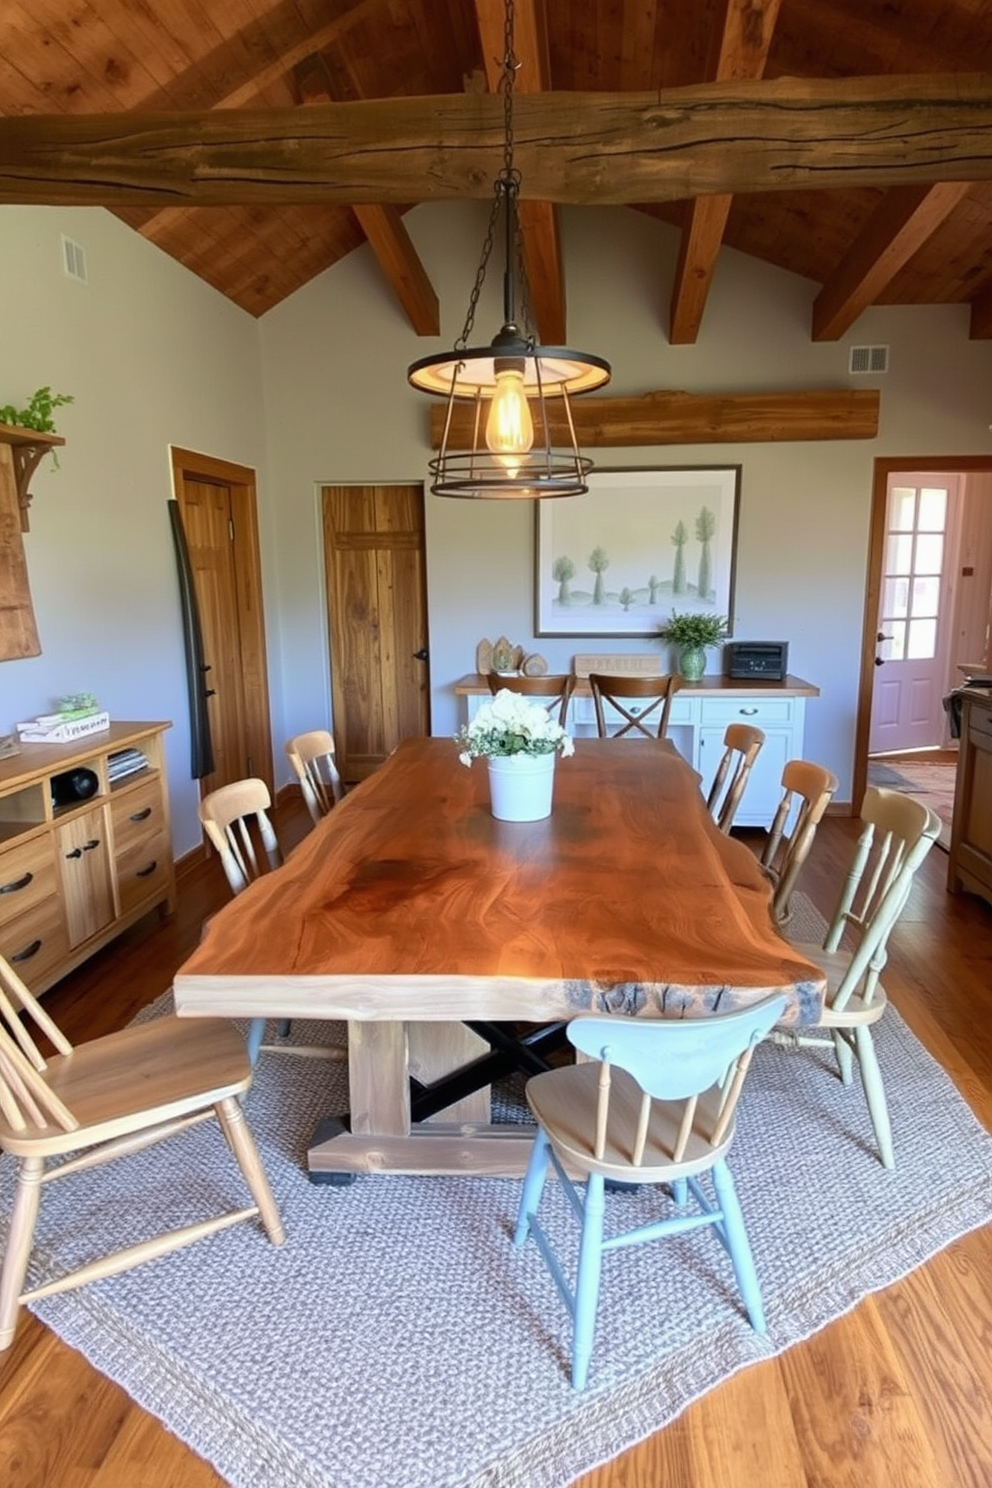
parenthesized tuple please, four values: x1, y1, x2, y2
(8, 893, 992, 1488)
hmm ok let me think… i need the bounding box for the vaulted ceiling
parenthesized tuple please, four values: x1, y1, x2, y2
(4, 0, 992, 350)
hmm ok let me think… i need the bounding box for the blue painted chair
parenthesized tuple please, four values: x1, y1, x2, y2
(513, 994, 788, 1390)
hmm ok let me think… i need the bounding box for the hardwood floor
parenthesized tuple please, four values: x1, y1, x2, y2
(2, 799, 992, 1488)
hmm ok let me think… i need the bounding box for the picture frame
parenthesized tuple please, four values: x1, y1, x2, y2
(534, 466, 741, 638)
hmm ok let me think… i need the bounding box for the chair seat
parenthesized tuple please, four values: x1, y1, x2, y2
(785, 943, 889, 1027)
(526, 1060, 736, 1182)
(0, 1016, 252, 1156)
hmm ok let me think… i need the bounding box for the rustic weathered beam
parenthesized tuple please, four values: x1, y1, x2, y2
(473, 0, 566, 345)
(812, 181, 973, 340)
(3, 77, 992, 208)
(669, 0, 783, 346)
(428, 388, 880, 447)
(294, 56, 439, 336)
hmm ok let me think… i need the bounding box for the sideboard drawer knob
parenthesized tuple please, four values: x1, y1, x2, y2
(739, 707, 759, 716)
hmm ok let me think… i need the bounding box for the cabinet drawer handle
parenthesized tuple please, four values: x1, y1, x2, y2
(65, 848, 82, 859)
(12, 938, 42, 963)
(0, 871, 33, 895)
(129, 807, 153, 823)
(136, 860, 158, 878)
(82, 839, 100, 851)
(739, 707, 760, 716)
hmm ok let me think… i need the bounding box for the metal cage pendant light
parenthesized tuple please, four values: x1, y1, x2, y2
(407, 0, 610, 500)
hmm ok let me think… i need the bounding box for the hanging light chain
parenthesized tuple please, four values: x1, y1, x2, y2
(456, 0, 531, 351)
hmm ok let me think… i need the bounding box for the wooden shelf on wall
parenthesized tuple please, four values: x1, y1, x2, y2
(0, 422, 65, 662)
(0, 421, 65, 532)
(429, 387, 881, 449)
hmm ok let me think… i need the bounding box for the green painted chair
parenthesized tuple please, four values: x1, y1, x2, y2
(770, 785, 941, 1168)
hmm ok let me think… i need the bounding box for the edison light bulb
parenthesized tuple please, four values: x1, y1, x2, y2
(485, 366, 533, 474)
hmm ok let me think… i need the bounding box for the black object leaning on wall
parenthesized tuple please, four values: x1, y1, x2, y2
(167, 498, 215, 780)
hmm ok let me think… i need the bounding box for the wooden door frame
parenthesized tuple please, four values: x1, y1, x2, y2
(170, 447, 274, 796)
(854, 454, 992, 812)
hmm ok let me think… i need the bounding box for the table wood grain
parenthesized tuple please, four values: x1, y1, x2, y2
(174, 737, 824, 1176)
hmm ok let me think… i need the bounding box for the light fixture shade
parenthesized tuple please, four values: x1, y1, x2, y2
(408, 344, 612, 398)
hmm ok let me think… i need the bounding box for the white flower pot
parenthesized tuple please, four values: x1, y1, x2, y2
(486, 752, 556, 822)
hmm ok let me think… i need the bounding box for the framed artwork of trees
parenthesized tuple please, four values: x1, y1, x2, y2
(534, 466, 741, 637)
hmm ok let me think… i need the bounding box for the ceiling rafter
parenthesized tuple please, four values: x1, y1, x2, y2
(472, 0, 565, 345)
(811, 181, 973, 340)
(6, 76, 992, 209)
(293, 54, 438, 336)
(669, 0, 783, 346)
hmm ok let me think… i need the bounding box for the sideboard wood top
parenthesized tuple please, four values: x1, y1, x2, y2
(454, 672, 820, 697)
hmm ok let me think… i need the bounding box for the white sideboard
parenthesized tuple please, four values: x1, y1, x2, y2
(454, 674, 819, 829)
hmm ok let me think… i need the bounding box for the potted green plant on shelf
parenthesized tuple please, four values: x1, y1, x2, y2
(0, 386, 74, 468)
(658, 610, 730, 682)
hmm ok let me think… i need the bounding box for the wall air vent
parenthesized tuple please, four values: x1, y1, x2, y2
(61, 234, 87, 283)
(849, 344, 888, 374)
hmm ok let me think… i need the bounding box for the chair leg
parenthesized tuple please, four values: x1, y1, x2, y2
(215, 1097, 286, 1244)
(711, 1158, 766, 1334)
(245, 1017, 266, 1066)
(572, 1172, 606, 1390)
(514, 1126, 551, 1246)
(0, 1156, 44, 1352)
(670, 1177, 688, 1206)
(853, 1024, 895, 1169)
(832, 1028, 855, 1085)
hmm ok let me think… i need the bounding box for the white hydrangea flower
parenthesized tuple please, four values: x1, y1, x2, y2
(455, 688, 574, 765)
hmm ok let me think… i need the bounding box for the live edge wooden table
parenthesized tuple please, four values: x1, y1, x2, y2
(174, 737, 825, 1180)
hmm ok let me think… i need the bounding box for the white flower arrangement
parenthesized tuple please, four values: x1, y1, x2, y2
(456, 690, 575, 766)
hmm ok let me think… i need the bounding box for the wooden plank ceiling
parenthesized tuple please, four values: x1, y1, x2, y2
(3, 0, 992, 347)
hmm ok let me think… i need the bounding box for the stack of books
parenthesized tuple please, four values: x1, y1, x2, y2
(17, 707, 111, 744)
(107, 747, 149, 783)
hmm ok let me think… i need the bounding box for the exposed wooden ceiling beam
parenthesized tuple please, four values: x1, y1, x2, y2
(669, 0, 783, 346)
(4, 76, 992, 208)
(812, 181, 973, 340)
(473, 0, 566, 345)
(429, 388, 880, 447)
(294, 55, 438, 336)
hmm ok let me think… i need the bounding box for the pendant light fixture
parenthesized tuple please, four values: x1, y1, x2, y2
(407, 0, 611, 500)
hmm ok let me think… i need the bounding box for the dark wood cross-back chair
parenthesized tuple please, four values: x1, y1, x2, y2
(588, 673, 683, 739)
(486, 672, 576, 728)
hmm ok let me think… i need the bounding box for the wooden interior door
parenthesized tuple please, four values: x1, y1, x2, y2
(321, 484, 430, 780)
(172, 450, 273, 797)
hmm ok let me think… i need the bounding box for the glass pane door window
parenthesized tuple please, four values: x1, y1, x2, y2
(879, 485, 947, 662)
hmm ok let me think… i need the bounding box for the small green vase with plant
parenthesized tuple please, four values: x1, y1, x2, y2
(658, 610, 729, 681)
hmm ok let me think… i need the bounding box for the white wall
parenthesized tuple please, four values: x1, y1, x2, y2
(0, 207, 271, 855)
(259, 202, 992, 805)
(4, 200, 991, 852)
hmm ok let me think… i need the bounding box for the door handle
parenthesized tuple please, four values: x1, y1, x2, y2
(413, 647, 429, 662)
(876, 631, 893, 643)
(874, 656, 885, 667)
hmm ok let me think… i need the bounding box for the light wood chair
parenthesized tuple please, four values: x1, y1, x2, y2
(198, 779, 346, 1067)
(485, 672, 576, 728)
(588, 673, 683, 739)
(0, 952, 284, 1354)
(513, 994, 789, 1389)
(284, 729, 344, 827)
(769, 786, 941, 1168)
(760, 759, 839, 924)
(706, 723, 766, 833)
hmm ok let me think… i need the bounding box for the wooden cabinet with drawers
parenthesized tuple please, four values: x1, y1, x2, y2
(947, 688, 992, 910)
(0, 721, 176, 993)
(456, 673, 820, 828)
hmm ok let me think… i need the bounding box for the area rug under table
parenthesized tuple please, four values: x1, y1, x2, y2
(8, 915, 992, 1488)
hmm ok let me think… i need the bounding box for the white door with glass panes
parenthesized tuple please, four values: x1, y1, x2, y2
(870, 474, 959, 754)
